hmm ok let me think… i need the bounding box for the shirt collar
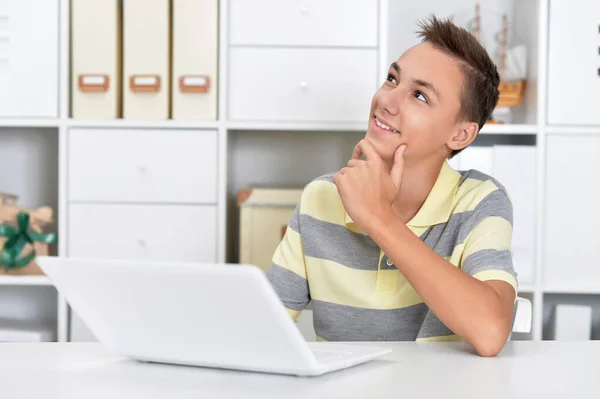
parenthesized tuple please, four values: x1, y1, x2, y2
(344, 161, 460, 228)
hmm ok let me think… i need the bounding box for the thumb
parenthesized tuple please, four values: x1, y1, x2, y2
(390, 145, 406, 190)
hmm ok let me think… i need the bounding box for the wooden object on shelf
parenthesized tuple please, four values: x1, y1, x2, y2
(496, 13, 526, 108)
(238, 187, 303, 272)
(0, 193, 55, 276)
(497, 80, 527, 107)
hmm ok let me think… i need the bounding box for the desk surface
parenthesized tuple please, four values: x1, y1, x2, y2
(1, 341, 599, 398)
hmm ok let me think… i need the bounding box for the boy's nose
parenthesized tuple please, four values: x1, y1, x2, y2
(379, 89, 401, 116)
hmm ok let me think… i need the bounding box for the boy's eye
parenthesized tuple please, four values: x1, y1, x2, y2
(415, 91, 428, 103)
(386, 74, 397, 84)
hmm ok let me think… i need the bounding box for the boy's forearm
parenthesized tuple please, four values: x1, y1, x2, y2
(365, 209, 515, 356)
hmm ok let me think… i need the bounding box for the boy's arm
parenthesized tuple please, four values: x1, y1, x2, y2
(366, 199, 516, 357)
(265, 203, 310, 321)
(334, 139, 515, 356)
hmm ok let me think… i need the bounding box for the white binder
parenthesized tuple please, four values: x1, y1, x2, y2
(552, 305, 592, 341)
(71, 0, 121, 119)
(122, 0, 170, 119)
(493, 145, 536, 284)
(457, 146, 494, 176)
(172, 0, 218, 120)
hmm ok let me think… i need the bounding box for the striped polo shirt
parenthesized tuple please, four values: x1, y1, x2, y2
(266, 161, 518, 342)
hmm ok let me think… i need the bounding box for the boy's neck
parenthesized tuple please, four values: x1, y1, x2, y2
(390, 156, 445, 224)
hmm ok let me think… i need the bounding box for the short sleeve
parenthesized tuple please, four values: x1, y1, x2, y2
(459, 189, 518, 294)
(265, 202, 311, 321)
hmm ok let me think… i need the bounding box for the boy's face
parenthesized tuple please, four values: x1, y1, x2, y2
(365, 42, 474, 165)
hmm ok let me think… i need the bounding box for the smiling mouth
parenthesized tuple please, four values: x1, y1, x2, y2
(373, 116, 399, 133)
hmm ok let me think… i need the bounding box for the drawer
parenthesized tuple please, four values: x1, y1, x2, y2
(0, 0, 58, 117)
(547, 0, 600, 125)
(544, 136, 600, 288)
(228, 48, 377, 122)
(229, 0, 377, 47)
(68, 129, 217, 203)
(68, 203, 217, 262)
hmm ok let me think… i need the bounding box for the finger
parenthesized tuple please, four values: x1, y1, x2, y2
(351, 143, 363, 160)
(333, 172, 341, 186)
(353, 139, 380, 161)
(347, 159, 365, 168)
(339, 167, 353, 175)
(390, 145, 407, 190)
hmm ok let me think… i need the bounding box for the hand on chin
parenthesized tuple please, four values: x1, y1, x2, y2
(363, 134, 400, 166)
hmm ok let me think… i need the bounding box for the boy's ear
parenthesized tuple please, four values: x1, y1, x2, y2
(447, 122, 479, 152)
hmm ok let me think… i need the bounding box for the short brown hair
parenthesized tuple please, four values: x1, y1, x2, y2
(416, 15, 500, 158)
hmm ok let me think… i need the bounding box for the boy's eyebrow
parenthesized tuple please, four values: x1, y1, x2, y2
(389, 62, 441, 101)
(413, 79, 441, 101)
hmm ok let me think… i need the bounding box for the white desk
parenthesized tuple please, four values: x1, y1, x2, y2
(1, 341, 599, 398)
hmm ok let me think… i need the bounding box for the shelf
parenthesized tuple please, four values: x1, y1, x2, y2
(542, 286, 600, 295)
(518, 284, 536, 293)
(480, 124, 538, 135)
(227, 121, 537, 134)
(0, 275, 52, 286)
(227, 120, 368, 132)
(0, 118, 60, 128)
(67, 119, 220, 130)
(546, 126, 600, 136)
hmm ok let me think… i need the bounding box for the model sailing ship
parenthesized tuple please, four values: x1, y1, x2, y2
(466, 1, 527, 121)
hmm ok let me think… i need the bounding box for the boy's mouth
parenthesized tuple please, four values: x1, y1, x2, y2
(372, 115, 399, 134)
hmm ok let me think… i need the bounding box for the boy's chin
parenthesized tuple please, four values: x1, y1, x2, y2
(363, 134, 401, 162)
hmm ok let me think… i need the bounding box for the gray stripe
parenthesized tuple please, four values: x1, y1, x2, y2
(417, 310, 456, 339)
(288, 204, 300, 232)
(265, 263, 310, 311)
(459, 169, 509, 194)
(312, 300, 429, 341)
(417, 190, 512, 258)
(300, 214, 380, 271)
(419, 211, 471, 257)
(457, 189, 513, 243)
(462, 249, 516, 278)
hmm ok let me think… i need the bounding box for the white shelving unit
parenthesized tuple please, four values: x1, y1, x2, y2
(1, 0, 599, 343)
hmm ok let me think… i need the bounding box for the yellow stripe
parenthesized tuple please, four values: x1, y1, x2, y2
(286, 308, 301, 321)
(300, 180, 346, 226)
(416, 335, 462, 342)
(453, 179, 499, 214)
(305, 256, 423, 309)
(472, 270, 518, 294)
(448, 245, 465, 267)
(463, 217, 512, 258)
(272, 228, 306, 279)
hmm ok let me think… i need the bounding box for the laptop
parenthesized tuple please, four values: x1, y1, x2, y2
(37, 256, 391, 377)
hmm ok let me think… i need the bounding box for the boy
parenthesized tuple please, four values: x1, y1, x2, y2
(266, 16, 517, 357)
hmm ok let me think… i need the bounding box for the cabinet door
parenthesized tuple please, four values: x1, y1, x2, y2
(0, 0, 58, 117)
(547, 0, 600, 125)
(68, 204, 217, 263)
(545, 136, 600, 288)
(67, 203, 218, 342)
(68, 129, 218, 204)
(229, 0, 377, 47)
(229, 48, 377, 122)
